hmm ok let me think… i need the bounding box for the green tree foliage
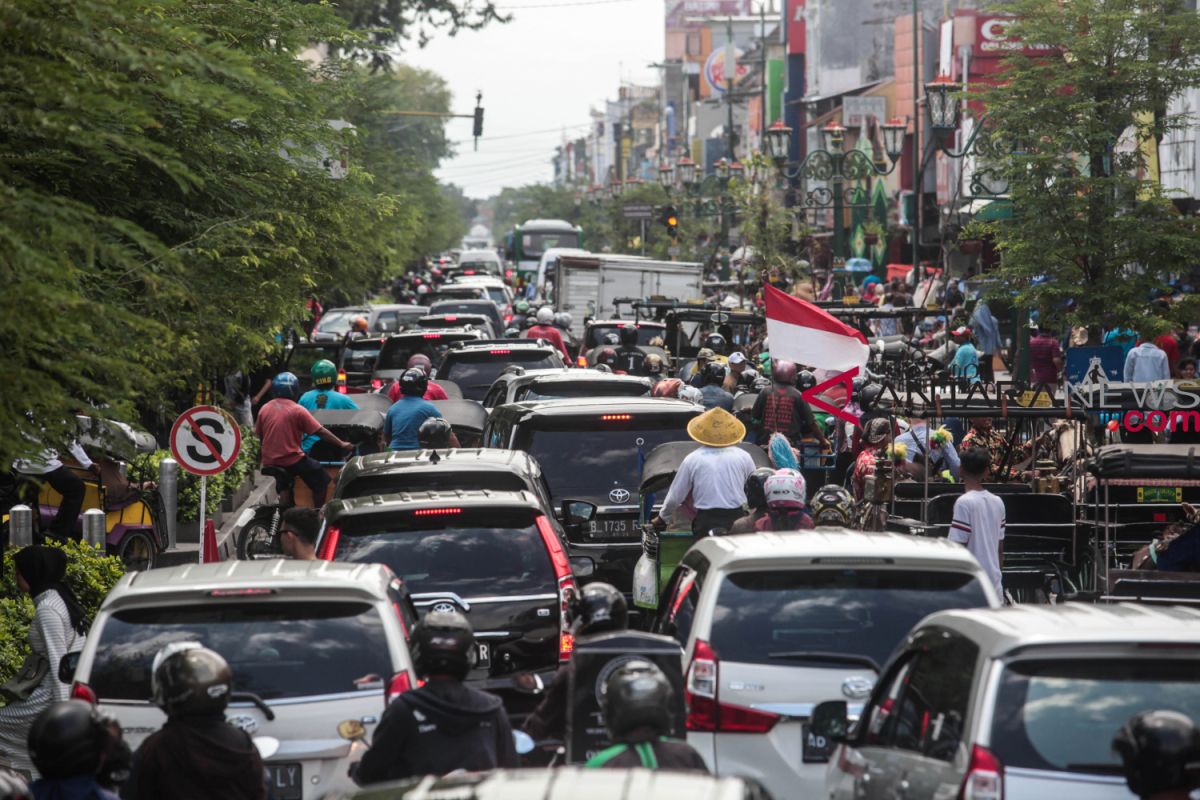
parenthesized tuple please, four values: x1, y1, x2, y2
(970, 0, 1200, 334)
(315, 0, 509, 63)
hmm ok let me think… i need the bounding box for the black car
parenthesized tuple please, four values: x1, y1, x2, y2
(340, 336, 385, 391)
(427, 299, 506, 341)
(482, 368, 652, 410)
(437, 340, 565, 402)
(483, 397, 702, 597)
(319, 489, 576, 719)
(370, 328, 485, 386)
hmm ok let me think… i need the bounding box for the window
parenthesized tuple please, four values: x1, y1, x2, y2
(862, 658, 916, 747)
(522, 423, 693, 499)
(517, 381, 649, 402)
(375, 340, 447, 371)
(442, 352, 560, 401)
(657, 566, 702, 645)
(888, 631, 978, 761)
(339, 471, 528, 499)
(585, 326, 665, 349)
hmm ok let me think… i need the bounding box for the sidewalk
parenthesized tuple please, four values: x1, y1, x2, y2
(156, 475, 276, 568)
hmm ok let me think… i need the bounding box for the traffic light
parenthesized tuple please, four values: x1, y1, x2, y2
(473, 106, 484, 138)
(660, 204, 679, 238)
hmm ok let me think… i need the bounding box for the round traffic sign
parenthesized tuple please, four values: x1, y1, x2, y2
(169, 406, 243, 476)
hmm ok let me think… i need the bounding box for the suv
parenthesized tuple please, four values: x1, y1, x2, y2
(65, 560, 417, 800)
(651, 531, 1001, 800)
(318, 489, 577, 720)
(284, 341, 344, 392)
(416, 313, 496, 337)
(482, 368, 652, 409)
(452, 275, 513, 312)
(438, 340, 565, 401)
(428, 299, 506, 341)
(484, 397, 702, 595)
(814, 602, 1200, 800)
(370, 328, 485, 386)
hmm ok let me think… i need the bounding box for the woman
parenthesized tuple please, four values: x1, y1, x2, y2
(0, 546, 89, 775)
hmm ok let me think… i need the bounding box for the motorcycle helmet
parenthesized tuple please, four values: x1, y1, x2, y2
(772, 360, 798, 385)
(594, 363, 613, 374)
(1112, 710, 1200, 799)
(27, 701, 117, 780)
(765, 469, 807, 509)
(752, 376, 772, 392)
(515, 300, 530, 314)
(573, 582, 628, 636)
(702, 361, 727, 386)
(679, 385, 703, 404)
(744, 467, 776, 510)
(352, 316, 369, 333)
(797, 370, 817, 391)
(703, 332, 727, 355)
(536, 306, 555, 325)
(652, 378, 683, 399)
(399, 367, 429, 397)
(644, 353, 664, 375)
(602, 660, 674, 741)
(310, 359, 337, 389)
(504, 326, 521, 338)
(858, 383, 884, 412)
(811, 485, 854, 527)
(554, 312, 573, 330)
(862, 416, 892, 446)
(151, 643, 233, 718)
(603, 332, 621, 346)
(619, 324, 639, 348)
(406, 353, 433, 375)
(596, 347, 619, 369)
(417, 417, 454, 449)
(410, 609, 476, 681)
(271, 372, 301, 401)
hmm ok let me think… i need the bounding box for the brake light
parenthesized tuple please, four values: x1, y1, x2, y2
(506, 270, 513, 278)
(209, 588, 275, 597)
(536, 515, 577, 663)
(491, 349, 511, 355)
(504, 314, 513, 324)
(601, 414, 632, 421)
(413, 507, 463, 516)
(685, 640, 779, 734)
(371, 379, 383, 390)
(959, 744, 1003, 800)
(464, 270, 475, 275)
(71, 682, 97, 705)
(445, 315, 458, 321)
(560, 632, 575, 658)
(423, 333, 442, 339)
(317, 525, 341, 560)
(385, 671, 414, 705)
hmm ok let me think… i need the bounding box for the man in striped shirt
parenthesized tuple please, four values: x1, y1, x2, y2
(948, 447, 1006, 598)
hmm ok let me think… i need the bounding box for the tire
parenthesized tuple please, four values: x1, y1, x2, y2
(237, 508, 282, 560)
(116, 530, 157, 572)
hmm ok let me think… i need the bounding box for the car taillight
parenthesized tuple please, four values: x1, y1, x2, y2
(491, 349, 511, 355)
(385, 671, 414, 705)
(560, 632, 575, 659)
(601, 414, 632, 421)
(536, 516, 576, 663)
(685, 640, 779, 734)
(71, 682, 97, 705)
(960, 744, 1003, 800)
(317, 525, 341, 560)
(504, 314, 513, 324)
(505, 270, 513, 278)
(577, 356, 588, 367)
(445, 315, 458, 321)
(423, 333, 442, 339)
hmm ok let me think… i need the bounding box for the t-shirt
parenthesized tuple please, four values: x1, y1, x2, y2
(298, 390, 358, 452)
(387, 380, 449, 403)
(385, 397, 442, 451)
(1028, 335, 1063, 385)
(255, 399, 322, 466)
(699, 383, 734, 411)
(952, 343, 980, 383)
(948, 489, 1006, 597)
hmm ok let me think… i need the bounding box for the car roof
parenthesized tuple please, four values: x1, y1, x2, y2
(689, 530, 988, 571)
(452, 275, 505, 285)
(370, 304, 427, 313)
(921, 603, 1200, 656)
(386, 327, 481, 340)
(520, 219, 577, 230)
(102, 559, 395, 609)
(496, 396, 700, 419)
(343, 448, 540, 479)
(327, 488, 543, 520)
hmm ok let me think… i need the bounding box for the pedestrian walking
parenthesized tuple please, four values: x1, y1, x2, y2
(948, 448, 1006, 599)
(1028, 323, 1064, 386)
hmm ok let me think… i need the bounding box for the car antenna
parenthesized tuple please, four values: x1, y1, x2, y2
(429, 449, 441, 464)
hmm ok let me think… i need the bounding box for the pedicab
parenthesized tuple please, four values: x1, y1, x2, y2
(631, 441, 771, 612)
(431, 399, 488, 448)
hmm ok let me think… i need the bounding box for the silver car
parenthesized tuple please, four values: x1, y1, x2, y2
(650, 530, 1001, 800)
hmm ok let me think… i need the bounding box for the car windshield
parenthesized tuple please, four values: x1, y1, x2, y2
(442, 351, 560, 400)
(586, 325, 665, 348)
(522, 231, 579, 259)
(335, 509, 555, 596)
(991, 657, 1200, 775)
(457, 261, 499, 273)
(287, 345, 342, 376)
(524, 423, 692, 499)
(710, 569, 989, 671)
(89, 601, 392, 701)
(340, 470, 528, 499)
(316, 309, 365, 335)
(428, 289, 486, 305)
(518, 381, 649, 402)
(376, 338, 465, 371)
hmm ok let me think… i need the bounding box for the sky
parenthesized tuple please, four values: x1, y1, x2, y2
(399, 0, 665, 200)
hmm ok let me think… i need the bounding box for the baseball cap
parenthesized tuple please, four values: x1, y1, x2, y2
(951, 325, 972, 337)
(697, 348, 716, 360)
(728, 352, 746, 365)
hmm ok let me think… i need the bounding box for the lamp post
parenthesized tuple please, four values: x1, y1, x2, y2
(676, 155, 740, 276)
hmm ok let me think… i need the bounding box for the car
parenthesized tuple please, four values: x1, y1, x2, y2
(648, 531, 1002, 800)
(428, 298, 506, 340)
(437, 339, 565, 401)
(482, 368, 652, 410)
(577, 319, 669, 365)
(483, 397, 702, 596)
(415, 313, 496, 338)
(340, 336, 386, 392)
(367, 304, 429, 334)
(317, 489, 577, 721)
(813, 602, 1200, 800)
(312, 306, 370, 342)
(284, 341, 344, 392)
(370, 328, 486, 387)
(452, 274, 514, 312)
(63, 559, 418, 800)
(426, 285, 488, 305)
(312, 305, 429, 342)
(453, 248, 504, 277)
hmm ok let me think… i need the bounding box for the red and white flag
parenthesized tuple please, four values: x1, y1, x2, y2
(763, 283, 869, 371)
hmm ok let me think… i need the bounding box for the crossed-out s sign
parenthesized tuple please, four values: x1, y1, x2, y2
(169, 405, 242, 476)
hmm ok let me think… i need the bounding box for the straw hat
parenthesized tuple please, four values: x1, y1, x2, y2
(687, 407, 746, 448)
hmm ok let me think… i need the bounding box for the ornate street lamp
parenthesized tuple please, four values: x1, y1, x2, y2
(821, 122, 846, 153)
(658, 162, 675, 189)
(715, 157, 730, 181)
(924, 75, 961, 132)
(676, 155, 697, 187)
(729, 161, 745, 181)
(765, 120, 792, 167)
(881, 118, 907, 161)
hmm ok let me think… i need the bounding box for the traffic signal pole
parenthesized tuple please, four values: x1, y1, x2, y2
(385, 92, 485, 150)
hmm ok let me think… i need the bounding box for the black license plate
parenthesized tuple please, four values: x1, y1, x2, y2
(265, 762, 303, 799)
(589, 516, 638, 538)
(476, 642, 491, 668)
(802, 723, 834, 763)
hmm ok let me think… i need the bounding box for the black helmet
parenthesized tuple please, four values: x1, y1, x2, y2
(573, 582, 628, 636)
(151, 643, 233, 717)
(702, 360, 727, 386)
(1112, 710, 1200, 798)
(859, 383, 884, 412)
(851, 376, 868, 395)
(410, 609, 476, 680)
(602, 660, 674, 741)
(703, 332, 727, 355)
(399, 367, 429, 397)
(797, 370, 817, 391)
(744, 467, 775, 510)
(603, 332, 620, 346)
(27, 701, 116, 780)
(619, 323, 639, 347)
(811, 484, 854, 527)
(418, 417, 453, 449)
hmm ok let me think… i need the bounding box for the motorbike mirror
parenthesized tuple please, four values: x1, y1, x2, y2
(513, 730, 535, 755)
(569, 556, 595, 578)
(58, 652, 80, 685)
(337, 720, 368, 742)
(562, 501, 597, 524)
(252, 736, 280, 760)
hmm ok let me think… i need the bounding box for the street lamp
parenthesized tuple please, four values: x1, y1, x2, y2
(821, 122, 846, 153)
(765, 120, 791, 167)
(715, 157, 730, 181)
(925, 76, 961, 132)
(658, 162, 675, 189)
(881, 118, 907, 161)
(677, 155, 697, 188)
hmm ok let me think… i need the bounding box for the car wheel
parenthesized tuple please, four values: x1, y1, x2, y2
(117, 530, 157, 571)
(237, 510, 281, 560)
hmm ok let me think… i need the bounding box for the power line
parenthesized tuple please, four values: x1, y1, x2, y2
(437, 152, 555, 175)
(449, 121, 592, 146)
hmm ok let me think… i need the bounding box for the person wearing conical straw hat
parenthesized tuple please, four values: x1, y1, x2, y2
(651, 407, 757, 539)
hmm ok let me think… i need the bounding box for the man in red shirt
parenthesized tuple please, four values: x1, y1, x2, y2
(525, 306, 570, 361)
(256, 373, 351, 506)
(1155, 328, 1182, 377)
(1028, 323, 1064, 385)
(387, 354, 449, 402)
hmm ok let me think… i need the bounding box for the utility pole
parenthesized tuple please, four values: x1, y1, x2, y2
(911, 0, 920, 273)
(725, 16, 736, 160)
(760, 3, 767, 144)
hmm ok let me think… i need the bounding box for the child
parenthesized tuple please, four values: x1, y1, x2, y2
(948, 447, 1006, 598)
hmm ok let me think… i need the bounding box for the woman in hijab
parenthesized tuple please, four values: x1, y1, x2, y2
(0, 546, 89, 775)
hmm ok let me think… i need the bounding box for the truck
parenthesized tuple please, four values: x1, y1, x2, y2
(548, 253, 703, 340)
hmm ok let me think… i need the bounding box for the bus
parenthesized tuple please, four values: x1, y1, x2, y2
(504, 219, 583, 289)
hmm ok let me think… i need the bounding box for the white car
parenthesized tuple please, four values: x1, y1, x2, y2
(814, 602, 1200, 800)
(649, 530, 1001, 800)
(65, 559, 417, 800)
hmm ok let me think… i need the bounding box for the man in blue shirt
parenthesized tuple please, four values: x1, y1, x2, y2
(384, 369, 443, 450)
(1105, 327, 1137, 359)
(950, 326, 980, 384)
(298, 360, 358, 453)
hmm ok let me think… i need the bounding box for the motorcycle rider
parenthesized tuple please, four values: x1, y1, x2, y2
(344, 316, 370, 342)
(585, 661, 707, 772)
(354, 610, 517, 785)
(510, 300, 532, 330)
(125, 644, 265, 800)
(256, 373, 352, 507)
(722, 351, 760, 393)
(644, 354, 666, 388)
(613, 324, 647, 376)
(278, 507, 320, 561)
(697, 361, 734, 411)
(756, 469, 813, 531)
(750, 360, 829, 451)
(1112, 710, 1200, 800)
(525, 307, 570, 361)
(298, 360, 357, 455)
(810, 484, 855, 527)
(386, 354, 448, 402)
(730, 467, 776, 533)
(383, 369, 444, 451)
(26, 700, 130, 800)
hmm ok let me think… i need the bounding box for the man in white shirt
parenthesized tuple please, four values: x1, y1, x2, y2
(948, 447, 1006, 598)
(652, 407, 756, 538)
(13, 435, 98, 541)
(1124, 339, 1171, 383)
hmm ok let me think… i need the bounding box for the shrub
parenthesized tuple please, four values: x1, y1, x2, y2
(133, 425, 259, 521)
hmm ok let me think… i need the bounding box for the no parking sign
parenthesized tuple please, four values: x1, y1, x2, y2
(170, 406, 242, 476)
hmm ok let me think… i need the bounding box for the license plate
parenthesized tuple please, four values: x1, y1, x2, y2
(588, 517, 637, 538)
(802, 723, 834, 764)
(476, 642, 491, 668)
(1137, 486, 1182, 503)
(265, 763, 303, 800)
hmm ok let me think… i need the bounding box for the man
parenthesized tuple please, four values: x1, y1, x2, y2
(1106, 326, 1138, 359)
(1112, 710, 1200, 800)
(384, 369, 445, 451)
(298, 360, 358, 454)
(960, 418, 1030, 482)
(613, 323, 647, 376)
(949, 326, 980, 384)
(644, 354, 666, 388)
(27, 701, 128, 800)
(652, 407, 756, 537)
(279, 507, 320, 560)
(1125, 336, 1171, 383)
(697, 362, 734, 411)
(255, 373, 351, 507)
(750, 360, 829, 451)
(948, 447, 1006, 598)
(970, 300, 1001, 382)
(687, 348, 717, 388)
(525, 306, 570, 361)
(1028, 323, 1064, 385)
(1156, 327, 1183, 377)
(344, 315, 370, 343)
(852, 418, 892, 503)
(387, 354, 448, 402)
(354, 610, 517, 784)
(13, 429, 98, 541)
(895, 417, 961, 481)
(722, 351, 760, 393)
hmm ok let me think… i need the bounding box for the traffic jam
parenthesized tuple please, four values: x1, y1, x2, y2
(4, 243, 1200, 800)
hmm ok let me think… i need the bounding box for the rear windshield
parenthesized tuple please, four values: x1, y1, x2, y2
(90, 601, 392, 701)
(442, 352, 560, 400)
(524, 423, 693, 499)
(991, 657, 1200, 776)
(316, 310, 365, 336)
(335, 509, 555, 597)
(376, 338, 466, 371)
(586, 325, 665, 348)
(710, 569, 989, 671)
(517, 381, 649, 402)
(287, 346, 342, 376)
(340, 470, 528, 499)
(430, 302, 496, 320)
(429, 290, 486, 305)
(343, 340, 382, 374)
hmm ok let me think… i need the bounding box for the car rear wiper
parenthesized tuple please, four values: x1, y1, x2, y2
(766, 651, 881, 672)
(230, 691, 276, 721)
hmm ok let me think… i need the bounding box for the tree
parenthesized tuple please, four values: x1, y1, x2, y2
(313, 0, 509, 66)
(968, 0, 1200, 336)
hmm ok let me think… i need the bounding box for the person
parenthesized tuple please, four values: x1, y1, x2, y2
(971, 300, 1001, 382)
(852, 418, 892, 503)
(417, 417, 460, 450)
(652, 408, 756, 538)
(125, 644, 265, 800)
(279, 507, 320, 561)
(0, 547, 90, 776)
(1125, 336, 1171, 383)
(27, 701, 127, 800)
(1112, 710, 1200, 800)
(12, 431, 98, 542)
(810, 484, 854, 527)
(895, 417, 960, 481)
(354, 610, 517, 785)
(730, 467, 775, 534)
(1156, 328, 1183, 377)
(1106, 326, 1138, 359)
(755, 469, 813, 531)
(644, 354, 666, 388)
(678, 385, 703, 404)
(950, 326, 980, 384)
(510, 300, 531, 331)
(1177, 357, 1198, 381)
(585, 661, 707, 772)
(383, 369, 445, 451)
(722, 352, 760, 393)
(345, 315, 370, 342)
(651, 378, 683, 399)
(960, 418, 1031, 482)
(948, 447, 1006, 598)
(255, 373, 351, 507)
(687, 348, 717, 388)
(523, 583, 627, 742)
(703, 332, 727, 357)
(223, 371, 254, 428)
(613, 324, 647, 376)
(697, 362, 734, 411)
(1028, 323, 1065, 386)
(298, 360, 358, 453)
(386, 354, 449, 402)
(525, 307, 570, 361)
(750, 360, 829, 451)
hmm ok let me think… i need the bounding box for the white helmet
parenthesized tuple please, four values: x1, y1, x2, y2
(765, 469, 807, 510)
(678, 385, 703, 404)
(536, 306, 554, 325)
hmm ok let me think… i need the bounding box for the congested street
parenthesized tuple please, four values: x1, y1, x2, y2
(5, 0, 1200, 798)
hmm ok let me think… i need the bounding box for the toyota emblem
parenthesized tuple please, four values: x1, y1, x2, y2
(609, 488, 631, 503)
(432, 602, 456, 614)
(841, 676, 875, 700)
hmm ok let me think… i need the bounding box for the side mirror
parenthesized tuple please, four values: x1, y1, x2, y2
(513, 730, 535, 755)
(562, 501, 597, 525)
(810, 699, 849, 743)
(569, 556, 595, 578)
(59, 652, 80, 685)
(337, 719, 367, 742)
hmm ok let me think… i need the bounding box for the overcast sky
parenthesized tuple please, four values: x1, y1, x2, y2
(400, 0, 664, 199)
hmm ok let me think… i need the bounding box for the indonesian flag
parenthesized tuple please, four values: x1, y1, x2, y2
(764, 283, 869, 371)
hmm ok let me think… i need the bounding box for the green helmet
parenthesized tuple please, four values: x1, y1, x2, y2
(311, 359, 337, 388)
(516, 300, 530, 314)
